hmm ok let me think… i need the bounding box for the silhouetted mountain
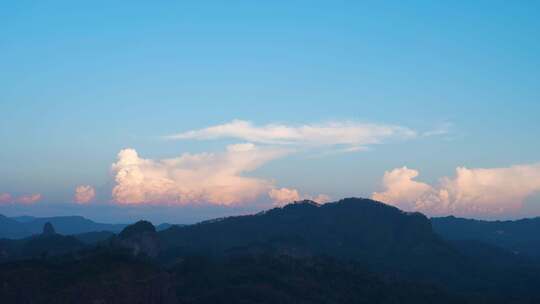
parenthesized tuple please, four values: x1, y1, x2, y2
(432, 216, 540, 258)
(158, 198, 540, 299)
(2, 198, 540, 302)
(160, 199, 455, 273)
(115, 221, 160, 258)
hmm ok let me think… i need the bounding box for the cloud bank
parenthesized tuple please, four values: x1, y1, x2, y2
(74, 185, 96, 204)
(111, 144, 328, 206)
(372, 163, 540, 217)
(167, 120, 416, 152)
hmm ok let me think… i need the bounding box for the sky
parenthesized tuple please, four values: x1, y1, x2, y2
(1, 1, 540, 223)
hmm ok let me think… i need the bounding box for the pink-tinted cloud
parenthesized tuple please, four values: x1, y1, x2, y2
(269, 188, 301, 206)
(74, 185, 96, 204)
(372, 163, 540, 217)
(0, 193, 13, 204)
(15, 193, 42, 204)
(111, 144, 290, 205)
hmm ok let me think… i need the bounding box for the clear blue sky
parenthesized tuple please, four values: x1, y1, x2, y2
(1, 1, 539, 223)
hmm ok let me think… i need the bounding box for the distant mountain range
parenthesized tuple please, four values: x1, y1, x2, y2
(0, 214, 175, 239)
(432, 216, 540, 258)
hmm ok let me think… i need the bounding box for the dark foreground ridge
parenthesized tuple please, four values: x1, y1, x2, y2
(1, 198, 540, 303)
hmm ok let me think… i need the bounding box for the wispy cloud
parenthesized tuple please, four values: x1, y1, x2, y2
(166, 119, 417, 152)
(15, 194, 42, 204)
(372, 163, 540, 217)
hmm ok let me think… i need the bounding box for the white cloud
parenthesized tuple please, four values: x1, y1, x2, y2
(268, 187, 331, 207)
(167, 119, 416, 152)
(111, 144, 290, 205)
(372, 163, 540, 217)
(74, 185, 96, 204)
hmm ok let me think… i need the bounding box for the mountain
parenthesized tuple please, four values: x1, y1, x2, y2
(432, 216, 540, 258)
(158, 198, 540, 299)
(115, 220, 160, 258)
(2, 198, 540, 302)
(160, 199, 454, 269)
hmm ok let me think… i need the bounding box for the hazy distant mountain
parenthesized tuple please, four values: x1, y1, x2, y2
(0, 215, 30, 239)
(0, 223, 84, 260)
(432, 216, 540, 257)
(0, 214, 127, 239)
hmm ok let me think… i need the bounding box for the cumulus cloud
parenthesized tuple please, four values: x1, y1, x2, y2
(15, 194, 42, 204)
(268, 188, 301, 205)
(372, 163, 540, 217)
(74, 185, 96, 204)
(268, 187, 331, 207)
(167, 120, 416, 152)
(111, 144, 290, 205)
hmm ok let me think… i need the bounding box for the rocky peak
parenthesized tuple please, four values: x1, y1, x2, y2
(118, 220, 160, 258)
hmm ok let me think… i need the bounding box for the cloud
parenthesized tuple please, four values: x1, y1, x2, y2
(372, 163, 540, 217)
(0, 193, 42, 205)
(15, 194, 42, 204)
(311, 194, 332, 204)
(74, 185, 96, 204)
(268, 187, 331, 207)
(111, 144, 290, 205)
(268, 188, 301, 205)
(167, 120, 416, 152)
(0, 193, 12, 204)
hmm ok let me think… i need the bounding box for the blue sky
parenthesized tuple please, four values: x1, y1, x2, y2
(1, 1, 539, 223)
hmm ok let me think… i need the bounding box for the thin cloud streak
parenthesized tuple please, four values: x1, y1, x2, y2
(166, 119, 417, 152)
